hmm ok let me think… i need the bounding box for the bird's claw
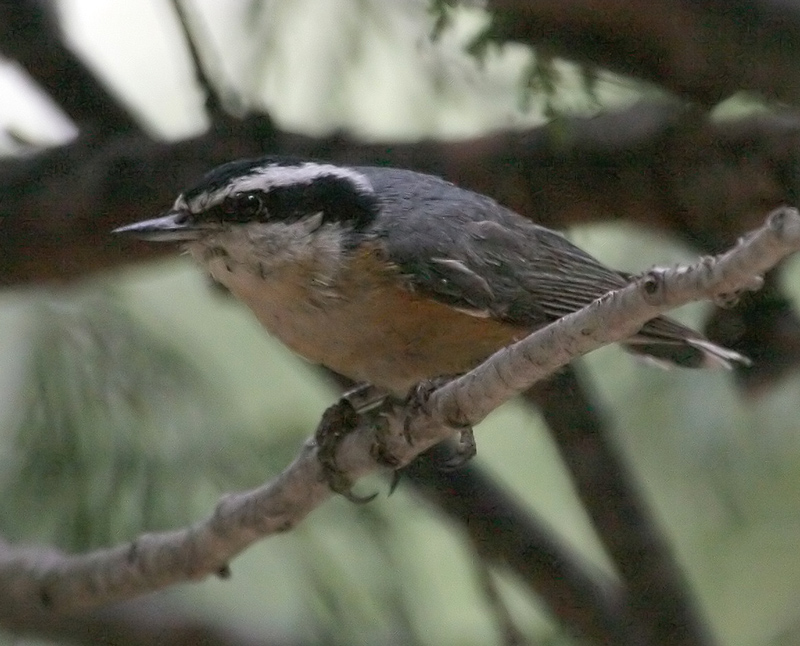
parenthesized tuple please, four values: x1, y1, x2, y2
(440, 426, 477, 470)
(317, 379, 477, 499)
(404, 378, 478, 472)
(315, 396, 377, 503)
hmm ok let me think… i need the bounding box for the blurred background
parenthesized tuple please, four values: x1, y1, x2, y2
(3, 1, 800, 645)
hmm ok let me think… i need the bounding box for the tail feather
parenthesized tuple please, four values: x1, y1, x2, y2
(685, 338, 751, 369)
(623, 315, 750, 369)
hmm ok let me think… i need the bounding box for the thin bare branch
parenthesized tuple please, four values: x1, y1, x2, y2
(0, 207, 796, 615)
(169, 0, 226, 120)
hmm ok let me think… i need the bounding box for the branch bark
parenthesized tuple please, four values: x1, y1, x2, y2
(5, 104, 800, 285)
(0, 582, 295, 646)
(0, 0, 139, 134)
(485, 0, 800, 106)
(1, 206, 795, 618)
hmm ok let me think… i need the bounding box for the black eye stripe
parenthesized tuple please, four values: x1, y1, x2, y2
(187, 173, 378, 230)
(194, 192, 267, 223)
(221, 193, 264, 218)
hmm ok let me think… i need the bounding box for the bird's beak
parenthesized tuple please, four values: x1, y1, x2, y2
(112, 212, 201, 242)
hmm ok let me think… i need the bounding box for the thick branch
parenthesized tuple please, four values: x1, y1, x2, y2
(403, 446, 631, 644)
(527, 368, 714, 646)
(486, 0, 800, 106)
(0, 0, 139, 134)
(4, 104, 800, 285)
(0, 582, 292, 646)
(0, 207, 795, 614)
(5, 102, 800, 389)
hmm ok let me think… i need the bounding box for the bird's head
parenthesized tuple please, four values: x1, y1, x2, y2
(113, 157, 379, 245)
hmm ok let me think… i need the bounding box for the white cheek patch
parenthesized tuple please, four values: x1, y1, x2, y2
(190, 220, 346, 280)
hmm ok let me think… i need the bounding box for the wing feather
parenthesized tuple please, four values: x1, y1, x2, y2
(357, 166, 747, 368)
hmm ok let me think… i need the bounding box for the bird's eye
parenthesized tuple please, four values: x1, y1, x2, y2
(221, 193, 264, 220)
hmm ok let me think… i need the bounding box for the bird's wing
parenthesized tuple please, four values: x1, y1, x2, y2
(370, 188, 629, 327)
(360, 166, 747, 369)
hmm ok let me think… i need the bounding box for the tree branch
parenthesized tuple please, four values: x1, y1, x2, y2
(0, 585, 296, 646)
(527, 368, 714, 645)
(168, 0, 226, 121)
(1, 207, 795, 615)
(0, 0, 139, 134)
(403, 445, 631, 644)
(5, 102, 800, 390)
(485, 0, 800, 106)
(5, 104, 800, 285)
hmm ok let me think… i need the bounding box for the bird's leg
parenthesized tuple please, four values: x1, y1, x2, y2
(402, 377, 478, 471)
(316, 379, 478, 500)
(315, 383, 386, 503)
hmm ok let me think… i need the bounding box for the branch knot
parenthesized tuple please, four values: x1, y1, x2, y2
(768, 205, 800, 242)
(641, 269, 666, 302)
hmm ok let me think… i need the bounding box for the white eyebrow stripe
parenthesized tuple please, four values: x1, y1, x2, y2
(236, 163, 374, 193)
(186, 163, 374, 213)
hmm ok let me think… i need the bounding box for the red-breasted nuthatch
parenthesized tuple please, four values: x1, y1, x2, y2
(114, 157, 748, 397)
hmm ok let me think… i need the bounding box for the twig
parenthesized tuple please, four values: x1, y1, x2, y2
(169, 0, 226, 120)
(1, 207, 798, 613)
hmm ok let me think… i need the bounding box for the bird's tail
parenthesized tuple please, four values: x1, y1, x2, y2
(623, 315, 750, 369)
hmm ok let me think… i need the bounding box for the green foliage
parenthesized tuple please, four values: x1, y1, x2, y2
(300, 503, 424, 646)
(0, 292, 263, 550)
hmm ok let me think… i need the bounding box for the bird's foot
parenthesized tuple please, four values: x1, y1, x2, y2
(439, 426, 477, 470)
(315, 384, 385, 503)
(396, 377, 478, 476)
(317, 378, 477, 500)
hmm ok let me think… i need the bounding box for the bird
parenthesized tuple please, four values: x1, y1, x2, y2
(114, 156, 748, 399)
